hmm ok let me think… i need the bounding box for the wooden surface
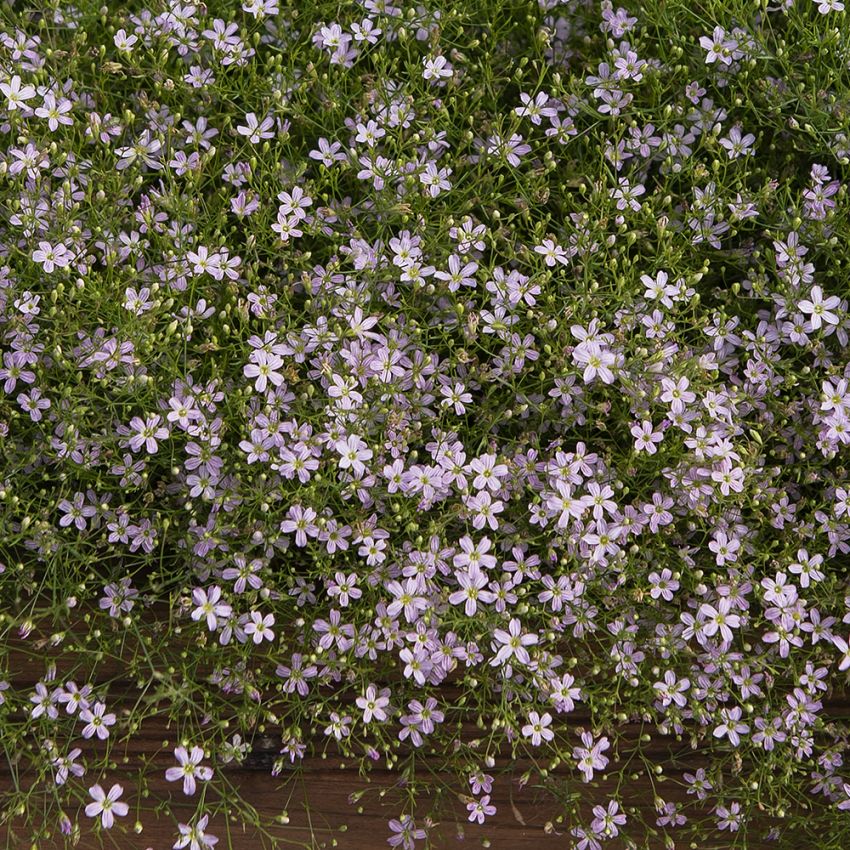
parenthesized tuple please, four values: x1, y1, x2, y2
(0, 744, 702, 850)
(2, 645, 846, 849)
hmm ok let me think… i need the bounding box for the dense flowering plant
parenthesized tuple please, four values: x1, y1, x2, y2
(1, 0, 850, 848)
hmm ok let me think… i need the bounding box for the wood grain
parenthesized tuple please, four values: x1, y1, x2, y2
(1, 638, 844, 849)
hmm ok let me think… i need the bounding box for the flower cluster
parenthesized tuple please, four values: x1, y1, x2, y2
(1, 0, 850, 848)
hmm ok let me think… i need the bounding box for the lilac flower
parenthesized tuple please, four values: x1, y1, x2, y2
(113, 29, 138, 51)
(698, 599, 741, 644)
(521, 711, 554, 745)
(439, 382, 472, 414)
(279, 505, 319, 547)
(0, 351, 35, 392)
(653, 671, 690, 708)
(463, 772, 491, 799)
(399, 647, 433, 685)
(174, 814, 219, 850)
(276, 654, 318, 696)
(713, 707, 750, 746)
(29, 682, 59, 720)
(99, 578, 138, 617)
(573, 732, 610, 782)
(243, 611, 275, 644)
(128, 415, 169, 454)
(700, 26, 737, 65)
(491, 618, 538, 666)
(449, 566, 495, 616)
(31, 241, 71, 272)
(831, 634, 850, 671)
(56, 681, 93, 715)
(387, 815, 426, 849)
(469, 453, 508, 492)
(58, 492, 96, 530)
(648, 569, 679, 601)
(324, 712, 352, 740)
(715, 801, 743, 831)
(191, 586, 232, 630)
(590, 800, 627, 839)
(222, 555, 264, 593)
(236, 112, 275, 145)
(327, 572, 361, 607)
(165, 746, 214, 796)
(85, 783, 128, 829)
(719, 126, 755, 159)
(17, 387, 51, 421)
(788, 549, 824, 587)
(798, 286, 840, 330)
(52, 747, 84, 785)
(467, 795, 496, 824)
(631, 420, 664, 454)
(334, 434, 373, 476)
(80, 702, 116, 740)
(419, 162, 452, 197)
(123, 286, 154, 315)
(709, 531, 740, 566)
(1, 73, 36, 110)
(534, 239, 570, 266)
(386, 578, 429, 623)
(610, 177, 645, 211)
(356, 684, 391, 723)
(115, 130, 162, 170)
(573, 340, 617, 384)
(548, 673, 582, 713)
(422, 54, 453, 81)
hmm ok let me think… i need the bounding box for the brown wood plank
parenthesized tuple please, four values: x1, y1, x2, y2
(0, 644, 835, 849)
